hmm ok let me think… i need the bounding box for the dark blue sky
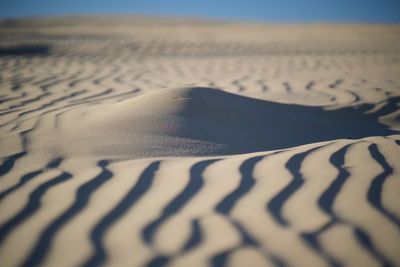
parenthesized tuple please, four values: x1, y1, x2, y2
(1, 0, 399, 22)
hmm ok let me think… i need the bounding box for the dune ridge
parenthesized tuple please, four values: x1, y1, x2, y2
(27, 86, 398, 159)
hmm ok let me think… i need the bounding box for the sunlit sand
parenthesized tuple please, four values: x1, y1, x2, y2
(0, 17, 399, 267)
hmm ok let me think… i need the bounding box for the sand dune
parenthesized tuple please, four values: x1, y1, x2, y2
(0, 17, 400, 267)
(27, 86, 397, 159)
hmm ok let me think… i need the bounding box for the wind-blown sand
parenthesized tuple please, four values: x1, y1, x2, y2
(0, 17, 400, 267)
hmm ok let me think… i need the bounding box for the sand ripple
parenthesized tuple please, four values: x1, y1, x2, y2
(1, 17, 400, 267)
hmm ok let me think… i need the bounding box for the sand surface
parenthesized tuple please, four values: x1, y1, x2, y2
(0, 17, 400, 267)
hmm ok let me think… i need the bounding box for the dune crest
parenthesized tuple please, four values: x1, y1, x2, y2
(31, 87, 396, 159)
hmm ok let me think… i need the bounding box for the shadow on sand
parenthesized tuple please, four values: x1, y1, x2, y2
(0, 44, 51, 56)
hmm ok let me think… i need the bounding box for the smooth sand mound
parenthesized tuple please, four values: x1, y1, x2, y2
(31, 87, 395, 159)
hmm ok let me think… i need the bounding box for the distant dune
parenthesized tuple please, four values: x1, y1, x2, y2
(0, 16, 399, 267)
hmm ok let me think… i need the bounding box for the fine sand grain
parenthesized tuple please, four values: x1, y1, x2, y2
(0, 17, 400, 267)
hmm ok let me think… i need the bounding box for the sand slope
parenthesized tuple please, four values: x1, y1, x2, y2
(28, 86, 398, 159)
(0, 17, 400, 267)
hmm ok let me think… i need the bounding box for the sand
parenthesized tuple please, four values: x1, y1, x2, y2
(0, 16, 399, 267)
